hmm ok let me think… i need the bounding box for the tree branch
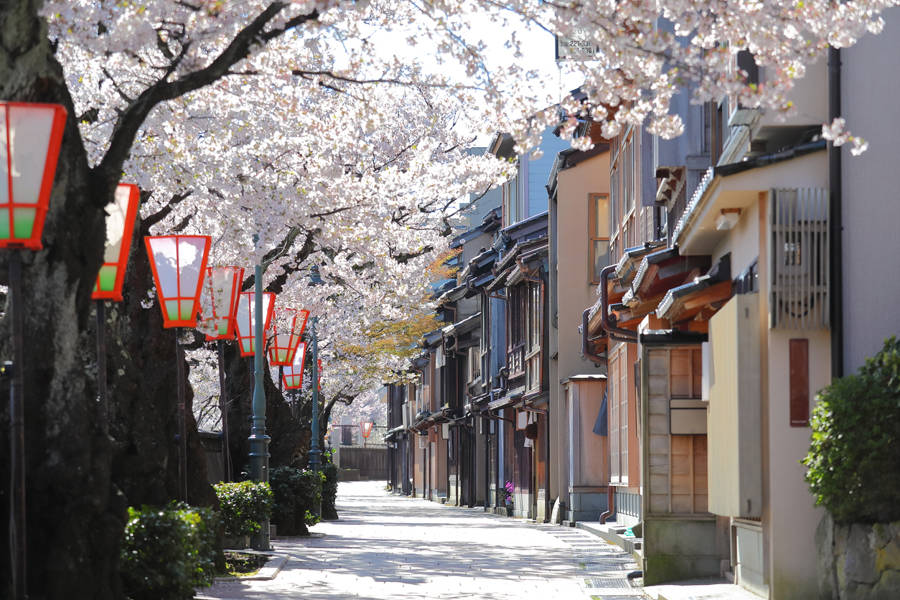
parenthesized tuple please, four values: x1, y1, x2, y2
(96, 2, 319, 182)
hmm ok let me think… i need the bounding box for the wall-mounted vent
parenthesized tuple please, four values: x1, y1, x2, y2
(770, 188, 829, 330)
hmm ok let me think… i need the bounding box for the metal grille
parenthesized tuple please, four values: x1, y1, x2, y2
(771, 188, 829, 330)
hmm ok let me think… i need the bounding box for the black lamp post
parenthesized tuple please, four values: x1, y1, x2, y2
(308, 265, 324, 473)
(0, 101, 67, 600)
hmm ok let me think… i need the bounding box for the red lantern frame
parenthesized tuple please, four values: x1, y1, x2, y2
(197, 265, 244, 340)
(144, 235, 212, 328)
(268, 307, 310, 366)
(93, 183, 140, 301)
(0, 102, 67, 250)
(282, 341, 307, 389)
(360, 421, 374, 439)
(234, 290, 275, 356)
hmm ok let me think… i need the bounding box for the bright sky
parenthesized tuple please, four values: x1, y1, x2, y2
(328, 4, 584, 143)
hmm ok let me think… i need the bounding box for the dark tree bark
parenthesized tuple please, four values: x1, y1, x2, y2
(105, 215, 216, 508)
(0, 4, 122, 599)
(0, 3, 321, 598)
(222, 341, 310, 477)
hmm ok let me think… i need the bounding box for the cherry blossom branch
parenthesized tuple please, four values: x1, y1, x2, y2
(96, 2, 319, 181)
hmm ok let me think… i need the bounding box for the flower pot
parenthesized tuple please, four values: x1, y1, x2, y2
(506, 505, 514, 517)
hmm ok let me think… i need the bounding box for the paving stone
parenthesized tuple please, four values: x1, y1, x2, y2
(199, 480, 640, 600)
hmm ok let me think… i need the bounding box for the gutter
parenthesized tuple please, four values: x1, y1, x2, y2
(599, 264, 638, 342)
(582, 309, 607, 363)
(829, 46, 844, 378)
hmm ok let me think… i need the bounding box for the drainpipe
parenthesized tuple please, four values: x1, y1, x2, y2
(828, 46, 844, 379)
(600, 264, 638, 342)
(582, 309, 607, 363)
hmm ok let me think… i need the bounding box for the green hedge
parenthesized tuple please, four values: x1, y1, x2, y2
(804, 336, 900, 523)
(270, 466, 323, 535)
(322, 453, 339, 520)
(120, 503, 218, 600)
(213, 480, 273, 537)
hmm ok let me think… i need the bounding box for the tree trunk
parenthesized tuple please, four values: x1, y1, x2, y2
(223, 341, 308, 476)
(0, 4, 124, 598)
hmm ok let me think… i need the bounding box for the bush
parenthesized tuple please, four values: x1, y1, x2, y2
(269, 466, 323, 535)
(120, 503, 219, 600)
(322, 458, 339, 521)
(213, 480, 273, 537)
(804, 336, 900, 523)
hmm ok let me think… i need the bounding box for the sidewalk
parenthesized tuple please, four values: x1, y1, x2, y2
(198, 481, 642, 600)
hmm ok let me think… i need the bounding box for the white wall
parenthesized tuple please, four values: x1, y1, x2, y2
(841, 8, 900, 373)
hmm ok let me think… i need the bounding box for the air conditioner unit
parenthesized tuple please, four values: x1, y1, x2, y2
(770, 188, 829, 330)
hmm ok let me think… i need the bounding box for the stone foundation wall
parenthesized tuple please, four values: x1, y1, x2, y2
(817, 514, 900, 599)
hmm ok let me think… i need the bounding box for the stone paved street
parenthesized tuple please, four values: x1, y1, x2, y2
(198, 481, 641, 600)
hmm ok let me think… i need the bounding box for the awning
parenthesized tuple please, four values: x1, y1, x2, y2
(486, 392, 522, 412)
(623, 248, 711, 308)
(656, 254, 732, 323)
(383, 425, 407, 442)
(614, 240, 667, 284)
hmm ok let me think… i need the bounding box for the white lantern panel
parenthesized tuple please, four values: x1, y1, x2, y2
(7, 105, 56, 207)
(103, 185, 132, 263)
(177, 237, 207, 298)
(147, 237, 180, 297)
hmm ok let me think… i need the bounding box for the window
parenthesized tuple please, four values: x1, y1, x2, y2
(609, 345, 629, 484)
(526, 282, 542, 392)
(624, 136, 634, 216)
(507, 284, 527, 377)
(589, 193, 610, 283)
(610, 162, 619, 238)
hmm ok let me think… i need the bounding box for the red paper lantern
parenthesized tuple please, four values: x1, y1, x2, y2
(268, 307, 310, 366)
(234, 290, 275, 356)
(282, 341, 307, 389)
(93, 183, 140, 301)
(144, 235, 211, 328)
(197, 265, 244, 340)
(360, 421, 374, 439)
(0, 102, 67, 250)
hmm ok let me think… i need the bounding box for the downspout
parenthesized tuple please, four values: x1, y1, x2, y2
(600, 264, 638, 342)
(582, 309, 607, 363)
(828, 46, 844, 378)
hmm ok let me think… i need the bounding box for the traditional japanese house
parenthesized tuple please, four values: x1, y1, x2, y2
(547, 119, 613, 524)
(481, 212, 550, 519)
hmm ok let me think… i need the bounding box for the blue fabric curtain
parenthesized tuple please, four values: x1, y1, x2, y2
(592, 390, 608, 436)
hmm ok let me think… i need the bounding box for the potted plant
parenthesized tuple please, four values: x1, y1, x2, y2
(503, 480, 515, 516)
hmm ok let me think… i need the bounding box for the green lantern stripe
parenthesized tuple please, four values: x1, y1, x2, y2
(97, 265, 118, 291)
(165, 300, 180, 321)
(12, 208, 35, 240)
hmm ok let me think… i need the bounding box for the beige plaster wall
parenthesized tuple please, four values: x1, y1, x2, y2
(551, 151, 610, 508)
(712, 198, 759, 276)
(765, 327, 829, 598)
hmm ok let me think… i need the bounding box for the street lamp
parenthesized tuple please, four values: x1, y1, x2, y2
(234, 259, 275, 550)
(0, 100, 67, 600)
(268, 307, 309, 366)
(282, 341, 307, 419)
(144, 234, 212, 501)
(268, 306, 309, 397)
(234, 290, 275, 356)
(92, 183, 140, 435)
(308, 265, 325, 473)
(197, 265, 244, 481)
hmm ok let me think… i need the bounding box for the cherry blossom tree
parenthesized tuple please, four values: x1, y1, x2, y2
(2, 0, 896, 596)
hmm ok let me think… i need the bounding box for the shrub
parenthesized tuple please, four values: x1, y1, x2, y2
(269, 466, 323, 535)
(804, 336, 900, 523)
(322, 459, 339, 521)
(213, 480, 273, 537)
(120, 503, 219, 600)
